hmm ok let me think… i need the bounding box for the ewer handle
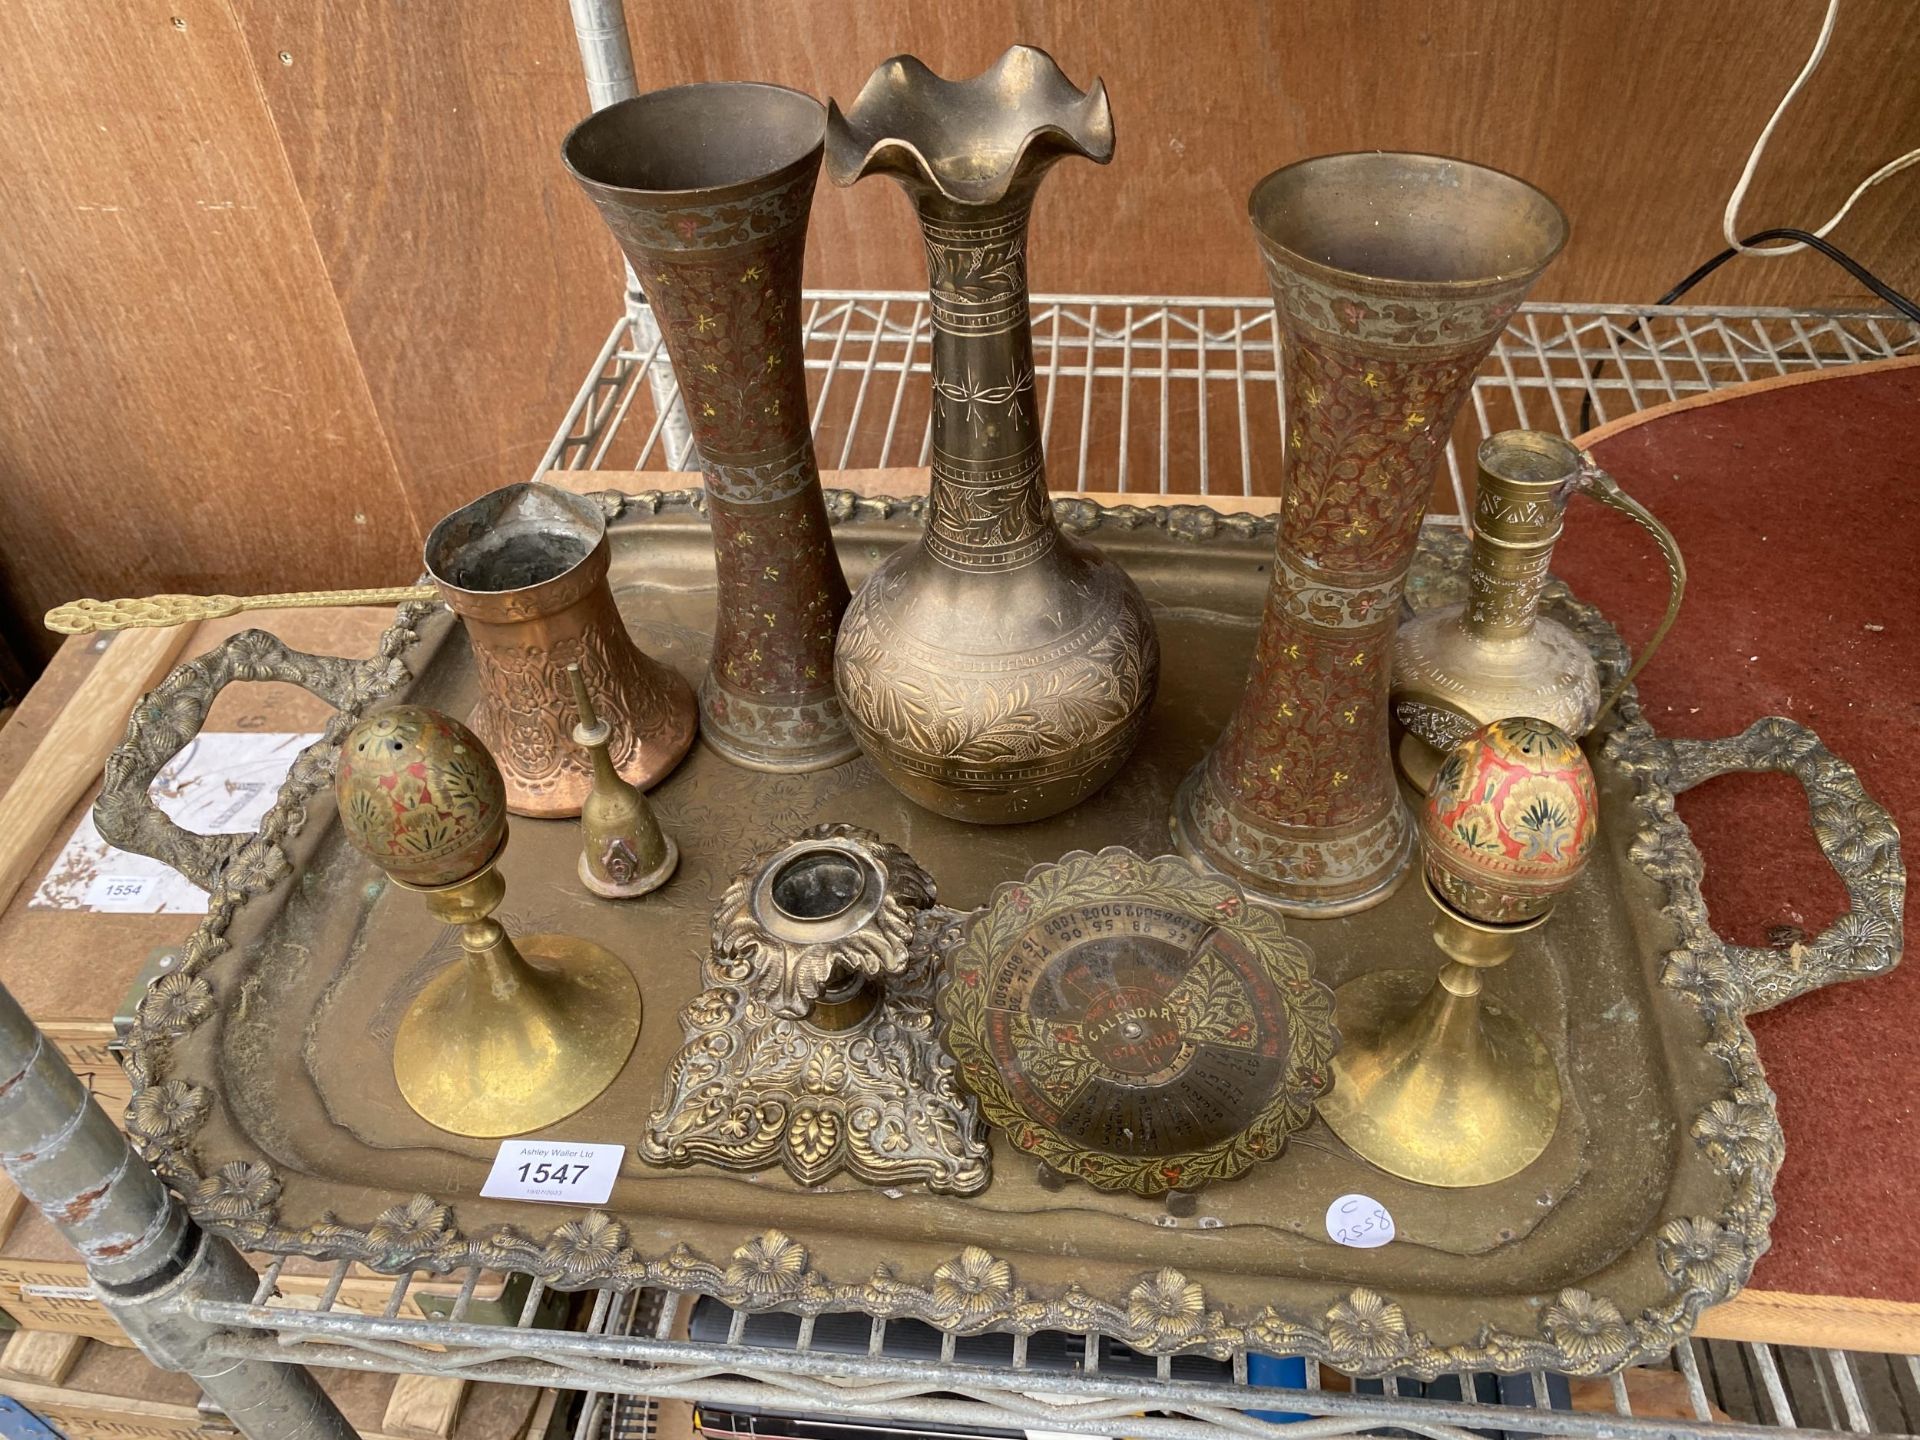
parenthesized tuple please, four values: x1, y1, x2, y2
(1578, 456, 1688, 724)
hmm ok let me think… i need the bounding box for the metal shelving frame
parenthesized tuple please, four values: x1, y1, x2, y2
(533, 295, 1919, 515)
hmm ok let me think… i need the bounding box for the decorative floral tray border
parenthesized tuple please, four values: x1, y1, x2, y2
(116, 492, 1903, 1377)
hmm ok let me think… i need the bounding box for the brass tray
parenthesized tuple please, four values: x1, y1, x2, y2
(117, 491, 1904, 1377)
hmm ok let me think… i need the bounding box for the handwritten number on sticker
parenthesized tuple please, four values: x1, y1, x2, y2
(1325, 1192, 1395, 1249)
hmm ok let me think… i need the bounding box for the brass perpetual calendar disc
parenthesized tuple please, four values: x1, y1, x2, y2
(941, 849, 1337, 1196)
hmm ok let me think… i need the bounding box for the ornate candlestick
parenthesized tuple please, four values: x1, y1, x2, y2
(335, 706, 642, 1138)
(1317, 717, 1597, 1187)
(570, 664, 677, 899)
(1392, 430, 1685, 791)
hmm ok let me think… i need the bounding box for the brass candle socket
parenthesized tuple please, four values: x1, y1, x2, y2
(569, 664, 677, 900)
(1316, 874, 1561, 1189)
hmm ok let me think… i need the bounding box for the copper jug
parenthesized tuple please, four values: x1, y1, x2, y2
(424, 482, 696, 818)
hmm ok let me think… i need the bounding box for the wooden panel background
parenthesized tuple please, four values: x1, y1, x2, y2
(1, 0, 1916, 665)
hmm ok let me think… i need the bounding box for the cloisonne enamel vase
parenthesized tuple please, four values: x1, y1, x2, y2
(1173, 153, 1568, 915)
(563, 84, 856, 772)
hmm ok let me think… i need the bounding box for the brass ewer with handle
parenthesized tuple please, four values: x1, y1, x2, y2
(1392, 430, 1687, 791)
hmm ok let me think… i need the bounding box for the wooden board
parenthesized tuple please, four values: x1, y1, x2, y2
(0, 1331, 85, 1387)
(0, 0, 418, 668)
(0, 1340, 542, 1440)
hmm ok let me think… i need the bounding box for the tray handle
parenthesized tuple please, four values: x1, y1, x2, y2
(1660, 716, 1905, 1013)
(93, 623, 427, 896)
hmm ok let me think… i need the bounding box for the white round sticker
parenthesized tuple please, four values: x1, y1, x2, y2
(1325, 1193, 1395, 1249)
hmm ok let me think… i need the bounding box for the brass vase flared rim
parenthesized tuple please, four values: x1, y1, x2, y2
(824, 45, 1113, 205)
(561, 81, 826, 204)
(1248, 150, 1569, 294)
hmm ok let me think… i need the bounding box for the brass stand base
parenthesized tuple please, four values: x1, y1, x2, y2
(1319, 965, 1561, 1189)
(394, 932, 642, 1138)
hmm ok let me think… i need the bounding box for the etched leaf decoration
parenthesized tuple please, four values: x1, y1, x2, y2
(1012, 1013, 1098, 1104)
(1168, 953, 1256, 1048)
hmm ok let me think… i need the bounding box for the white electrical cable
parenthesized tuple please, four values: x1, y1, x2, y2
(1722, 0, 1920, 256)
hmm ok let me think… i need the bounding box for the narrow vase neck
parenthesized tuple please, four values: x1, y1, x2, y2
(1464, 487, 1566, 642)
(916, 201, 1055, 572)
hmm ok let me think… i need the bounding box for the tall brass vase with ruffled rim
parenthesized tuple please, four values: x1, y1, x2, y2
(824, 47, 1159, 824)
(563, 82, 856, 773)
(1172, 152, 1568, 915)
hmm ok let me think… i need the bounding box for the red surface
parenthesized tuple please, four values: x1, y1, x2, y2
(1550, 359, 1919, 1303)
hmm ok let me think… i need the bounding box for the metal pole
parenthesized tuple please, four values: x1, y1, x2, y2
(566, 0, 694, 471)
(0, 981, 358, 1440)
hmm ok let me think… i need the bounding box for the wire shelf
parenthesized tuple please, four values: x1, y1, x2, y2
(533, 295, 1920, 518)
(187, 1257, 1920, 1440)
(183, 293, 1907, 1440)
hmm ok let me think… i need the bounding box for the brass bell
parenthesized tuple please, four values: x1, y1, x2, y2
(335, 705, 642, 1137)
(569, 664, 677, 899)
(1318, 717, 1597, 1187)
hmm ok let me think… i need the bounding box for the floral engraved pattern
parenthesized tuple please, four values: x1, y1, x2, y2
(193, 1161, 280, 1224)
(1325, 1289, 1413, 1366)
(1178, 253, 1530, 908)
(1541, 1290, 1632, 1369)
(1127, 1269, 1210, 1344)
(1691, 1096, 1782, 1176)
(368, 1195, 453, 1255)
(1422, 717, 1599, 923)
(1657, 1217, 1750, 1298)
(932, 1247, 1016, 1319)
(139, 973, 215, 1037)
(125, 1080, 209, 1147)
(576, 144, 851, 765)
(542, 1212, 631, 1281)
(941, 849, 1335, 1196)
(824, 63, 1156, 821)
(725, 1230, 810, 1298)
